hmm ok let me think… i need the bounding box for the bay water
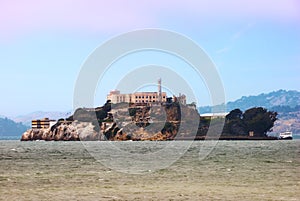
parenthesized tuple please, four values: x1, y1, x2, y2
(0, 139, 299, 200)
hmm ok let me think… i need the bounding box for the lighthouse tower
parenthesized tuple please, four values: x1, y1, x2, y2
(158, 78, 162, 103)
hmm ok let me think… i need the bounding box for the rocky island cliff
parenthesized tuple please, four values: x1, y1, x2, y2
(21, 101, 278, 141)
(22, 101, 199, 141)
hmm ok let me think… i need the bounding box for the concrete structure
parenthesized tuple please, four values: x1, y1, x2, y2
(107, 90, 132, 103)
(174, 93, 187, 105)
(107, 79, 168, 104)
(249, 131, 254, 137)
(200, 113, 229, 119)
(32, 118, 56, 129)
(158, 78, 162, 103)
(107, 91, 167, 104)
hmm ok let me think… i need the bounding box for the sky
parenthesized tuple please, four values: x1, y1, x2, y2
(0, 0, 299, 116)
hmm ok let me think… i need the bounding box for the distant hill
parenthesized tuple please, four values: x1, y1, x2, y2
(0, 111, 71, 138)
(270, 105, 300, 134)
(11, 111, 72, 126)
(199, 90, 300, 134)
(0, 117, 29, 137)
(199, 90, 300, 113)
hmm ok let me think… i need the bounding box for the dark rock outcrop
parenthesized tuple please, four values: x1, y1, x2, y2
(21, 101, 200, 141)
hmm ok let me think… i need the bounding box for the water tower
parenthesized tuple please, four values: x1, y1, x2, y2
(158, 78, 162, 103)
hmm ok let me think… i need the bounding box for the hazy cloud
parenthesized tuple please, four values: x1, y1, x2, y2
(0, 0, 299, 41)
(216, 47, 231, 54)
(232, 23, 256, 41)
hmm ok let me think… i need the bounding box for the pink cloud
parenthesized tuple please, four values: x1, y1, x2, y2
(0, 0, 158, 40)
(0, 0, 299, 41)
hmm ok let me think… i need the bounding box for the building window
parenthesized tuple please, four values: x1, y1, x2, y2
(142, 96, 144, 98)
(153, 96, 155, 98)
(136, 96, 138, 99)
(146, 96, 148, 98)
(139, 96, 141, 99)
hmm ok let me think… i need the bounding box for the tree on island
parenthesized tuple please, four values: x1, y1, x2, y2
(223, 107, 277, 137)
(242, 107, 277, 136)
(222, 109, 247, 136)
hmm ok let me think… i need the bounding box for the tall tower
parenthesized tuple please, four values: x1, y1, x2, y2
(158, 78, 162, 103)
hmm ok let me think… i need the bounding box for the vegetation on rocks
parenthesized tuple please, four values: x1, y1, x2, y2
(198, 107, 278, 137)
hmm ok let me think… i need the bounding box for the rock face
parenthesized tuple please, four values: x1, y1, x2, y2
(21, 101, 200, 141)
(21, 121, 101, 141)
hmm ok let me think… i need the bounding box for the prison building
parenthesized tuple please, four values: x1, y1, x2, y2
(107, 91, 167, 104)
(31, 118, 57, 129)
(173, 93, 187, 105)
(107, 79, 168, 104)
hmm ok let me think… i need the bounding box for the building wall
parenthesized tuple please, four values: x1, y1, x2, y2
(107, 79, 170, 104)
(177, 94, 187, 105)
(32, 118, 56, 129)
(107, 91, 167, 104)
(172, 94, 187, 105)
(132, 92, 167, 103)
(107, 90, 121, 103)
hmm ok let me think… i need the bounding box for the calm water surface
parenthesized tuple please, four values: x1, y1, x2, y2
(0, 140, 299, 200)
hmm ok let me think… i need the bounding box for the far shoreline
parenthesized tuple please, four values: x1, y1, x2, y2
(4, 134, 300, 141)
(174, 136, 280, 141)
(15, 136, 296, 141)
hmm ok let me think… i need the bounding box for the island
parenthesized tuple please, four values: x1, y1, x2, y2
(21, 79, 279, 141)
